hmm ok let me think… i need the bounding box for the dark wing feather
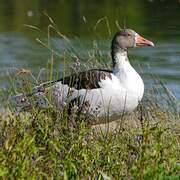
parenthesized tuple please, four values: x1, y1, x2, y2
(57, 69, 112, 89)
(11, 69, 112, 112)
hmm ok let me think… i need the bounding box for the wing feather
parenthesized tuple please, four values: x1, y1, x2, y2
(11, 69, 113, 111)
(57, 69, 112, 89)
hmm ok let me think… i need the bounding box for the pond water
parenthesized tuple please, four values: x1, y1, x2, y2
(0, 0, 179, 99)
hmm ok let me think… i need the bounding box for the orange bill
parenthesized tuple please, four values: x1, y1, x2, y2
(136, 34, 154, 47)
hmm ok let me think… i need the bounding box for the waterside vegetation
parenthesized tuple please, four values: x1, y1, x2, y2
(0, 18, 179, 179)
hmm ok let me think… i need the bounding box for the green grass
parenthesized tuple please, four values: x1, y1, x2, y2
(0, 97, 179, 179)
(0, 17, 180, 179)
(0, 58, 179, 180)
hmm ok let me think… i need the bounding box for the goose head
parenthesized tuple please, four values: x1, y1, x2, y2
(111, 29, 154, 52)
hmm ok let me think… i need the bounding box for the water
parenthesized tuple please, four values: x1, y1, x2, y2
(0, 0, 179, 99)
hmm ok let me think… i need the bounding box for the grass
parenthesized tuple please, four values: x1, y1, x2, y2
(0, 95, 179, 179)
(0, 17, 180, 179)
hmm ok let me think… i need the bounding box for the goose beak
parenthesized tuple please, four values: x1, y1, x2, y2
(135, 34, 155, 47)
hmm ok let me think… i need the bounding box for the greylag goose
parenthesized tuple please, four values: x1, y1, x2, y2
(13, 29, 154, 122)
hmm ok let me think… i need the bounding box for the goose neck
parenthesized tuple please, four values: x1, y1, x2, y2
(111, 50, 130, 71)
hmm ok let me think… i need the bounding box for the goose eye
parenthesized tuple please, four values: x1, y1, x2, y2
(20, 97, 26, 102)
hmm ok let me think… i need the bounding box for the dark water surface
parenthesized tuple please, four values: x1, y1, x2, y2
(0, 0, 179, 99)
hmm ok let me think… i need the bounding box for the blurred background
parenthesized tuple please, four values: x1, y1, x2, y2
(0, 0, 179, 99)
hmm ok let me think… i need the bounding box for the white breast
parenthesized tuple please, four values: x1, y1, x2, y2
(85, 52, 145, 117)
(77, 72, 144, 117)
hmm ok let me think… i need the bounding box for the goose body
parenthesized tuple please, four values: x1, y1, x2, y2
(13, 29, 154, 122)
(52, 51, 144, 118)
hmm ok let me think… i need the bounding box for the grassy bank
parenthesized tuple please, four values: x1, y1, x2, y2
(0, 91, 179, 179)
(0, 57, 179, 180)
